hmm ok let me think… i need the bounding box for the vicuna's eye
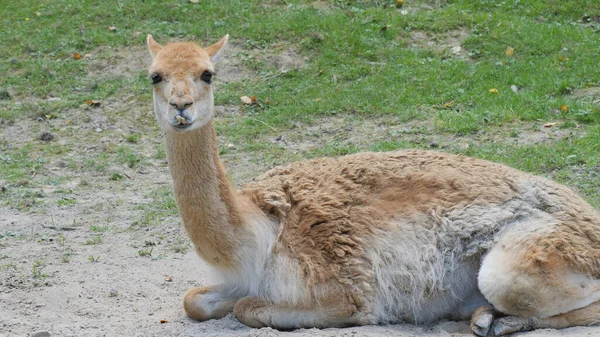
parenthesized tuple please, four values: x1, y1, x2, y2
(200, 71, 213, 84)
(150, 73, 163, 85)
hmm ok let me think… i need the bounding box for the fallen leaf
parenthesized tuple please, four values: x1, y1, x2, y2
(443, 100, 455, 108)
(505, 46, 515, 57)
(558, 56, 569, 61)
(84, 53, 93, 58)
(396, 0, 404, 7)
(189, 0, 200, 2)
(240, 96, 257, 105)
(108, 26, 117, 31)
(25, 18, 30, 21)
(544, 122, 557, 128)
(160, 319, 168, 324)
(488, 88, 499, 94)
(85, 99, 101, 107)
(560, 104, 568, 112)
(36, 12, 41, 16)
(73, 53, 82, 60)
(165, 275, 173, 282)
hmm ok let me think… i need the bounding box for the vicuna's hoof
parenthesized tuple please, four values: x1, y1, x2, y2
(470, 305, 495, 336)
(491, 316, 532, 336)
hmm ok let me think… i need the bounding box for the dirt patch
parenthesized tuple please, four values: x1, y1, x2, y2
(264, 46, 307, 72)
(215, 44, 254, 83)
(87, 46, 151, 79)
(267, 115, 581, 156)
(571, 86, 600, 104)
(409, 28, 471, 60)
(515, 126, 579, 146)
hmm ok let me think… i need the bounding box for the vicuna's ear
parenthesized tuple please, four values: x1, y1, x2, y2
(206, 34, 229, 64)
(147, 35, 163, 59)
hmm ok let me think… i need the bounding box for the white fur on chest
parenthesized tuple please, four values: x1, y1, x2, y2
(208, 215, 277, 297)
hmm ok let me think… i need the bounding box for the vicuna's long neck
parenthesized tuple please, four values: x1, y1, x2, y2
(165, 120, 243, 267)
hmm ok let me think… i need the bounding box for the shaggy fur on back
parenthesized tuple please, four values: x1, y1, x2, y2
(241, 150, 600, 323)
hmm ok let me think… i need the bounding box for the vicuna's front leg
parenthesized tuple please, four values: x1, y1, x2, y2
(183, 286, 238, 321)
(233, 296, 369, 329)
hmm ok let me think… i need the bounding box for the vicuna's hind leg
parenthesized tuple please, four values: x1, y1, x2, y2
(183, 286, 238, 321)
(233, 296, 371, 329)
(474, 239, 600, 336)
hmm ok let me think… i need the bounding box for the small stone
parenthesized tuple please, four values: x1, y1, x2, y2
(226, 143, 235, 149)
(510, 85, 519, 94)
(39, 132, 55, 142)
(275, 135, 283, 141)
(31, 331, 51, 337)
(312, 32, 324, 41)
(95, 128, 102, 133)
(109, 289, 118, 297)
(429, 141, 438, 148)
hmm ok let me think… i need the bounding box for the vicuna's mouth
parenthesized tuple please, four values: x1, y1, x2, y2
(172, 123, 192, 129)
(171, 115, 193, 129)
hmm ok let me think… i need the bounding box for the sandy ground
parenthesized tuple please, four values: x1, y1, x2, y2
(2, 200, 600, 337)
(2, 46, 599, 337)
(2, 202, 599, 337)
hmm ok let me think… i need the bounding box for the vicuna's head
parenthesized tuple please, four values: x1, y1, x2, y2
(146, 35, 228, 133)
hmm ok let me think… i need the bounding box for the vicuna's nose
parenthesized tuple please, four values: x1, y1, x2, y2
(169, 99, 193, 111)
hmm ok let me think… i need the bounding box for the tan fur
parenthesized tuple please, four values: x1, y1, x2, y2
(147, 35, 600, 335)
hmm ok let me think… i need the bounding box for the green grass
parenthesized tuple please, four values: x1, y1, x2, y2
(84, 235, 103, 245)
(32, 259, 49, 278)
(61, 252, 72, 263)
(134, 186, 179, 227)
(1, 0, 600, 213)
(57, 197, 76, 207)
(90, 224, 110, 232)
(138, 247, 153, 257)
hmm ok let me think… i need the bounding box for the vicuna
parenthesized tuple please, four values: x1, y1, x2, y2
(146, 35, 600, 336)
